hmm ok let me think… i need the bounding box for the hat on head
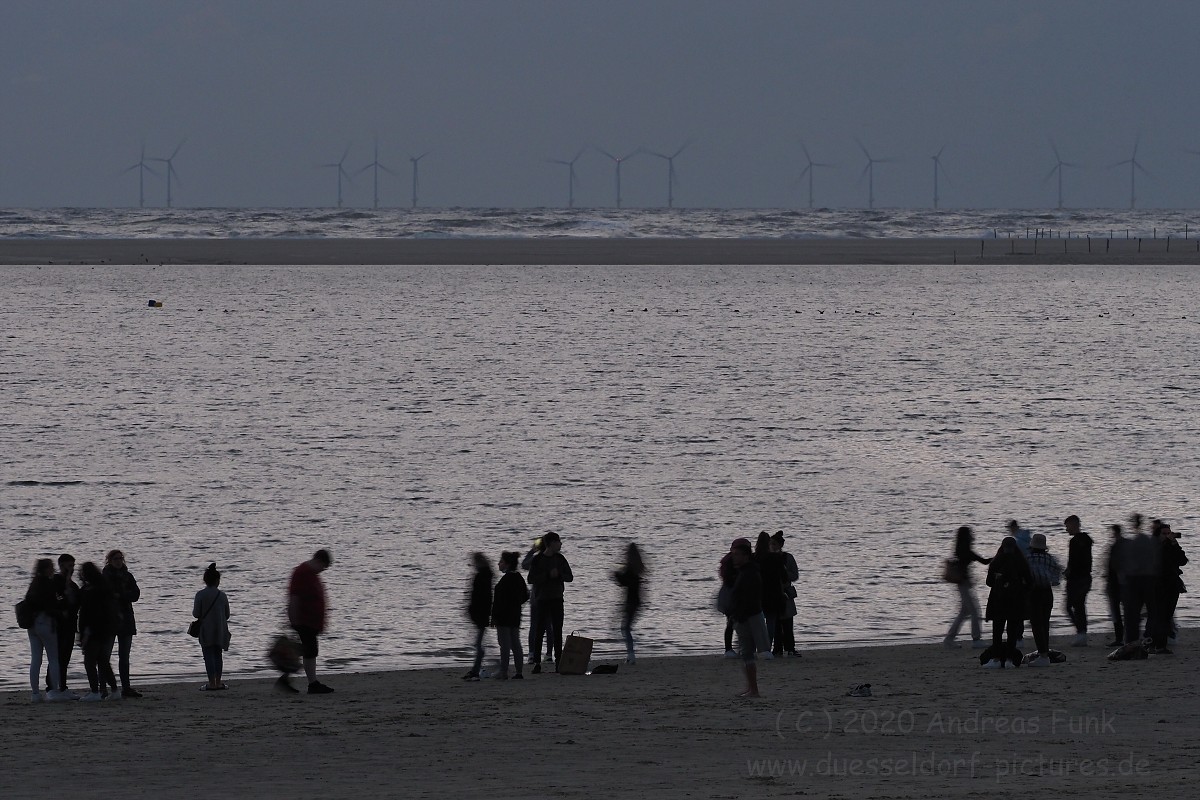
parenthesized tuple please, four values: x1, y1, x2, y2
(1030, 533, 1048, 551)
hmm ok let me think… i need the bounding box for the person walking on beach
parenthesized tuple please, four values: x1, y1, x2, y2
(1103, 524, 1127, 647)
(521, 537, 554, 665)
(1063, 515, 1093, 647)
(47, 554, 80, 695)
(982, 537, 1032, 668)
(944, 525, 991, 649)
(1025, 533, 1063, 666)
(491, 551, 528, 679)
(77, 561, 121, 701)
(1149, 524, 1187, 655)
(102, 550, 143, 698)
(23, 559, 71, 702)
(193, 563, 231, 691)
(527, 532, 573, 674)
(728, 539, 763, 697)
(283, 549, 335, 694)
(614, 542, 645, 664)
(1121, 515, 1160, 645)
(770, 532, 799, 657)
(463, 552, 494, 681)
(754, 531, 787, 656)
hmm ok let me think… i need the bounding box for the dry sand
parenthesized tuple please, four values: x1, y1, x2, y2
(2, 636, 1196, 799)
(1, 236, 1199, 266)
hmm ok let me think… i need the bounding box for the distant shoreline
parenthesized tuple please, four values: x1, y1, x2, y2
(2, 236, 1199, 266)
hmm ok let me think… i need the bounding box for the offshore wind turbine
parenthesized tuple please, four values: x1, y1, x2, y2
(120, 143, 158, 208)
(318, 145, 352, 208)
(547, 149, 585, 208)
(149, 139, 186, 208)
(1043, 140, 1080, 210)
(797, 141, 832, 209)
(1111, 137, 1148, 210)
(646, 141, 691, 208)
(855, 139, 895, 210)
(930, 146, 948, 209)
(408, 152, 429, 209)
(596, 146, 641, 209)
(356, 137, 398, 209)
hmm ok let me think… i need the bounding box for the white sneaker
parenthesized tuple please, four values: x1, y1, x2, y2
(81, 692, 104, 702)
(47, 690, 77, 702)
(723, 649, 739, 659)
(1027, 655, 1052, 667)
(971, 639, 989, 649)
(105, 689, 123, 701)
(1071, 633, 1088, 647)
(981, 659, 1003, 669)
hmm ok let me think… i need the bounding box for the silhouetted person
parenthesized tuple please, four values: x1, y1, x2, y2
(1025, 533, 1063, 665)
(527, 531, 573, 674)
(1063, 515, 1092, 646)
(770, 532, 799, 657)
(728, 539, 762, 697)
(463, 551, 494, 681)
(719, 542, 744, 658)
(283, 549, 334, 694)
(614, 543, 645, 664)
(754, 531, 787, 655)
(1150, 523, 1187, 655)
(521, 537, 554, 665)
(1121, 514, 1160, 645)
(944, 525, 991, 648)
(77, 561, 120, 701)
(193, 563, 231, 690)
(24, 558, 69, 702)
(47, 554, 79, 695)
(102, 549, 142, 698)
(1104, 524, 1127, 646)
(982, 536, 1032, 668)
(491, 551, 528, 679)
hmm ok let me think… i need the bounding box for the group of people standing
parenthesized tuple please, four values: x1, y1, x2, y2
(463, 534, 644, 680)
(20, 550, 143, 702)
(945, 514, 1188, 668)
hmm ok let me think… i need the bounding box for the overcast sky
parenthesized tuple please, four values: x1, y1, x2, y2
(2, 0, 1199, 209)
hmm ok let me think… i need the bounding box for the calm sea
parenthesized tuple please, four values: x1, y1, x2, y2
(2, 261, 1196, 690)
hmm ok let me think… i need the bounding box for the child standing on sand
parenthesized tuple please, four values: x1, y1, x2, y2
(491, 552, 529, 679)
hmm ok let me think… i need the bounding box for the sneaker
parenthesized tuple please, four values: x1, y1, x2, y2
(105, 689, 123, 700)
(80, 692, 104, 702)
(121, 687, 143, 699)
(761, 652, 775, 660)
(307, 681, 335, 694)
(626, 658, 636, 665)
(532, 663, 542, 674)
(461, 671, 480, 681)
(942, 637, 960, 649)
(847, 683, 872, 697)
(275, 675, 300, 694)
(1070, 633, 1088, 647)
(1149, 647, 1174, 657)
(493, 673, 509, 681)
(512, 674, 524, 680)
(47, 690, 77, 702)
(30, 691, 43, 703)
(981, 659, 1004, 669)
(723, 650, 739, 659)
(971, 639, 988, 649)
(1027, 655, 1052, 667)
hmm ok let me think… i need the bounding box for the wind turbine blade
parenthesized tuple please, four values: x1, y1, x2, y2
(1042, 164, 1059, 184)
(571, 148, 586, 164)
(170, 164, 181, 184)
(548, 159, 570, 165)
(340, 144, 351, 164)
(800, 141, 813, 165)
(798, 165, 812, 179)
(119, 163, 141, 175)
(1108, 159, 1131, 169)
(672, 139, 693, 158)
(621, 147, 642, 160)
(858, 163, 871, 182)
(1135, 161, 1150, 177)
(143, 164, 159, 177)
(934, 145, 946, 159)
(380, 164, 400, 176)
(1061, 160, 1081, 168)
(646, 151, 668, 160)
(594, 146, 617, 162)
(412, 151, 430, 162)
(355, 163, 374, 176)
(171, 138, 187, 159)
(854, 137, 871, 161)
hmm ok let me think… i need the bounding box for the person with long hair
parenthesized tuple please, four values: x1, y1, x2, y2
(527, 531, 573, 674)
(77, 561, 121, 701)
(193, 563, 232, 690)
(102, 549, 143, 698)
(463, 551, 494, 681)
(521, 536, 554, 665)
(981, 536, 1032, 668)
(770, 532, 800, 658)
(24, 558, 71, 702)
(754, 531, 786, 656)
(614, 543, 645, 664)
(944, 525, 991, 648)
(728, 539, 763, 698)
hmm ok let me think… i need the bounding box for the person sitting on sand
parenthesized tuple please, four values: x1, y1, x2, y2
(193, 563, 231, 691)
(1025, 533, 1063, 666)
(614, 543, 645, 664)
(527, 532, 573, 674)
(728, 539, 763, 697)
(463, 552, 494, 681)
(982, 537, 1032, 668)
(491, 551, 529, 679)
(944, 525, 991, 649)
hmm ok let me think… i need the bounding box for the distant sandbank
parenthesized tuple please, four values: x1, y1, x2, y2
(2, 638, 1195, 799)
(2, 236, 1199, 266)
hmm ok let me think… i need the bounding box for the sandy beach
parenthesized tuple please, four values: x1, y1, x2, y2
(1, 236, 1200, 266)
(3, 637, 1195, 799)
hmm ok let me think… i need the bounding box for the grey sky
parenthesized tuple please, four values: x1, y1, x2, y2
(2, 0, 1198, 209)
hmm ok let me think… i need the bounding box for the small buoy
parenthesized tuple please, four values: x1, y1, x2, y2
(147, 300, 163, 308)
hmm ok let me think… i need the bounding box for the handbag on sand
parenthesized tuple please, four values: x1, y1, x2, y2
(558, 632, 593, 675)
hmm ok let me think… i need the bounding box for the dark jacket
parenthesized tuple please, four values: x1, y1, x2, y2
(78, 580, 120, 642)
(528, 552, 573, 601)
(102, 565, 141, 636)
(730, 561, 763, 623)
(954, 531, 990, 586)
(1065, 533, 1093, 584)
(491, 571, 529, 628)
(1160, 539, 1189, 594)
(24, 575, 61, 623)
(467, 567, 494, 628)
(51, 573, 81, 626)
(756, 551, 787, 615)
(614, 567, 643, 619)
(984, 553, 1032, 621)
(1105, 536, 1127, 592)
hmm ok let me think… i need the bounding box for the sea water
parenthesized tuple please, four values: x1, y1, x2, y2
(1, 262, 1196, 689)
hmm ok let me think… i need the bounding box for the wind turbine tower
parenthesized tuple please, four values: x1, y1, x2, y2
(596, 147, 641, 209)
(855, 139, 894, 210)
(319, 145, 352, 208)
(931, 146, 948, 210)
(647, 141, 690, 209)
(797, 142, 832, 209)
(121, 143, 158, 208)
(548, 149, 585, 208)
(357, 137, 397, 210)
(409, 152, 429, 209)
(1112, 138, 1147, 210)
(149, 139, 186, 208)
(1043, 140, 1080, 210)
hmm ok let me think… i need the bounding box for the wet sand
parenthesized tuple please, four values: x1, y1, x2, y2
(1, 236, 1199, 265)
(2, 637, 1195, 799)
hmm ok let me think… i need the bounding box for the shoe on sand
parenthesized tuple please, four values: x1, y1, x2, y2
(723, 650, 739, 659)
(275, 675, 300, 694)
(1070, 633, 1088, 647)
(80, 692, 104, 702)
(981, 659, 1004, 669)
(1027, 656, 1052, 667)
(307, 681, 335, 694)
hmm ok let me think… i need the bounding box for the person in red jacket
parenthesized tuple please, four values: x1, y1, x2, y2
(281, 549, 334, 695)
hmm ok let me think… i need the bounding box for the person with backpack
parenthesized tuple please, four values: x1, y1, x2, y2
(23, 558, 72, 702)
(193, 563, 232, 691)
(491, 551, 529, 679)
(944, 525, 991, 649)
(982, 537, 1032, 668)
(1025, 533, 1064, 666)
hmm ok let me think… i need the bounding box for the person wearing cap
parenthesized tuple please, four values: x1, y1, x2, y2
(193, 563, 231, 691)
(1025, 533, 1063, 666)
(284, 549, 334, 694)
(728, 539, 763, 697)
(769, 531, 799, 657)
(1062, 515, 1092, 647)
(527, 531, 573, 674)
